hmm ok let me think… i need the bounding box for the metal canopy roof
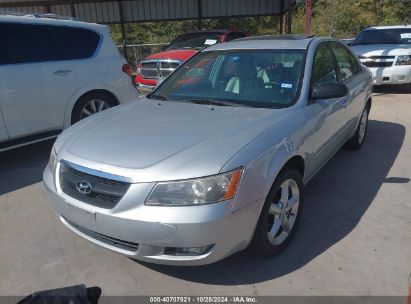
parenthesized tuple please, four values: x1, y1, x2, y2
(0, 0, 289, 24)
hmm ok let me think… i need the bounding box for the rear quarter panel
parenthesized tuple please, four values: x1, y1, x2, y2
(63, 27, 138, 128)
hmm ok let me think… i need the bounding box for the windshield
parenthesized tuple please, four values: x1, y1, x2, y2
(353, 28, 411, 45)
(167, 33, 222, 50)
(151, 49, 305, 109)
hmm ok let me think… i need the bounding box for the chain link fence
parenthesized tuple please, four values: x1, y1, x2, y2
(118, 43, 170, 68)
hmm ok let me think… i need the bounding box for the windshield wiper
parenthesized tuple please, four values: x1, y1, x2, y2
(147, 93, 168, 101)
(183, 99, 238, 107)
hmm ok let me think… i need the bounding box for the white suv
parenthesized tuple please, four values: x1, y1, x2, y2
(0, 14, 138, 151)
(351, 25, 411, 86)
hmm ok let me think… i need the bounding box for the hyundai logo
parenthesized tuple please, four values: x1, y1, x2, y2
(75, 181, 92, 195)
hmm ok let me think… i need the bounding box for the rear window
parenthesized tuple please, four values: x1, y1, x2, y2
(0, 23, 51, 65)
(49, 26, 100, 60)
(353, 28, 411, 45)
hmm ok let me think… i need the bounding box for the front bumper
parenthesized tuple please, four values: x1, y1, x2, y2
(366, 65, 411, 85)
(43, 165, 261, 266)
(136, 83, 156, 95)
(135, 74, 157, 95)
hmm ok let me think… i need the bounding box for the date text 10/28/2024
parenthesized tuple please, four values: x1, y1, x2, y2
(149, 297, 258, 303)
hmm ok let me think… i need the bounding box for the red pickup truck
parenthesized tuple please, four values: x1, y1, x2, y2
(134, 29, 246, 94)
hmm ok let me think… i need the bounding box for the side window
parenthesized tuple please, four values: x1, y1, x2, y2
(311, 44, 338, 88)
(226, 32, 245, 41)
(348, 50, 361, 74)
(331, 43, 356, 81)
(235, 32, 246, 39)
(0, 23, 51, 65)
(49, 26, 100, 60)
(225, 33, 237, 41)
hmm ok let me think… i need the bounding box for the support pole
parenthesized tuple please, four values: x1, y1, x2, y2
(279, 0, 284, 34)
(70, 0, 76, 18)
(287, 0, 293, 34)
(118, 0, 128, 61)
(304, 0, 313, 35)
(197, 0, 202, 30)
(279, 14, 284, 34)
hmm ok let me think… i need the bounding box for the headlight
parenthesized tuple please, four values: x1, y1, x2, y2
(145, 168, 243, 206)
(396, 55, 411, 65)
(48, 147, 57, 173)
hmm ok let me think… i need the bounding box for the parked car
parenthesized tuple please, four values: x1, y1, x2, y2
(351, 25, 411, 87)
(0, 14, 137, 152)
(134, 29, 246, 94)
(44, 35, 373, 266)
(341, 38, 355, 46)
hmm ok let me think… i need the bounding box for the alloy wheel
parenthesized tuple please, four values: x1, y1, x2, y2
(267, 179, 300, 245)
(80, 99, 110, 120)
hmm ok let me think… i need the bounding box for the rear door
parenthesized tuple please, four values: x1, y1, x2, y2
(0, 22, 78, 139)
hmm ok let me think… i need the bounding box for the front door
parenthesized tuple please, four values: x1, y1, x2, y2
(308, 43, 349, 172)
(330, 42, 368, 135)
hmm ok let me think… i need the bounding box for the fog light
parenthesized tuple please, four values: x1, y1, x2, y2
(164, 245, 214, 256)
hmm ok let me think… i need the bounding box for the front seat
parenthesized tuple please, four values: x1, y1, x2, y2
(225, 61, 263, 94)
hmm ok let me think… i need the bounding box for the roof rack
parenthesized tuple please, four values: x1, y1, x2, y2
(0, 10, 79, 21)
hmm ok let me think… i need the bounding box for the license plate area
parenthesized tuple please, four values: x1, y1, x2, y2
(64, 203, 96, 228)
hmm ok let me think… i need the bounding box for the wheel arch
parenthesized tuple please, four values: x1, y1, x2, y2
(366, 96, 372, 111)
(63, 86, 120, 128)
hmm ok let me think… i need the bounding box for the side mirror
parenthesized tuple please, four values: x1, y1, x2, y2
(310, 82, 348, 100)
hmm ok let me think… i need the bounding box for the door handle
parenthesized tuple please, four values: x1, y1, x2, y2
(54, 69, 72, 76)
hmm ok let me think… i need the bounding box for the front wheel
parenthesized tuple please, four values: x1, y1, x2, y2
(345, 105, 369, 150)
(250, 168, 304, 256)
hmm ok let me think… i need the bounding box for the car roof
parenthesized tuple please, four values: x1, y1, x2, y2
(0, 14, 106, 31)
(204, 35, 318, 51)
(363, 25, 411, 30)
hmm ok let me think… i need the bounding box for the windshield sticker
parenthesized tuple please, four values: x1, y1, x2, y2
(186, 67, 204, 77)
(204, 39, 218, 45)
(400, 33, 411, 39)
(281, 83, 293, 89)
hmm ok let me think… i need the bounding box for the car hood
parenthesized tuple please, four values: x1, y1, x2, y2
(144, 49, 198, 62)
(56, 99, 289, 183)
(351, 44, 411, 57)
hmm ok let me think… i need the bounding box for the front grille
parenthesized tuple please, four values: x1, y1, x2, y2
(64, 218, 139, 252)
(59, 162, 130, 209)
(140, 60, 181, 79)
(363, 61, 393, 68)
(141, 61, 159, 79)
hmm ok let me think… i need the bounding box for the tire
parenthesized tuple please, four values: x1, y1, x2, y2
(71, 92, 117, 124)
(345, 105, 369, 150)
(250, 168, 304, 256)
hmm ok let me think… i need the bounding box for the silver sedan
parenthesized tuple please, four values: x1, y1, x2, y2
(43, 36, 373, 266)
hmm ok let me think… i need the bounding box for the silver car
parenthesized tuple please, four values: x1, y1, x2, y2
(43, 36, 373, 266)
